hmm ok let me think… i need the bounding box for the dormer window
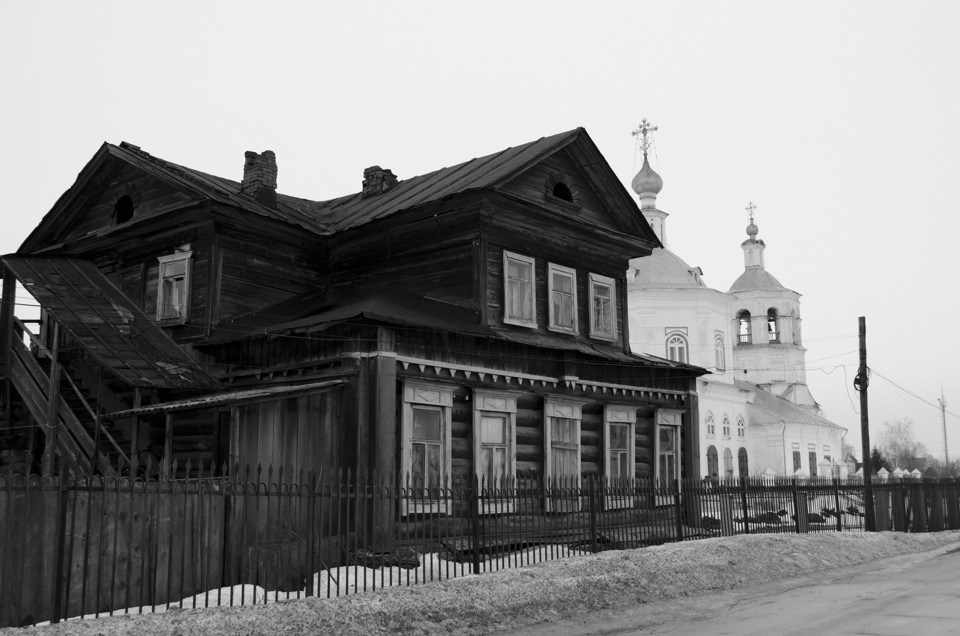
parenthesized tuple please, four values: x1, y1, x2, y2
(157, 251, 192, 324)
(114, 195, 135, 225)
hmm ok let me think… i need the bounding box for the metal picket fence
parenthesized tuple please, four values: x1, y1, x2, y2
(2, 466, 958, 628)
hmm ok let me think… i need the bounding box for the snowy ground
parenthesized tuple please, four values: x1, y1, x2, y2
(36, 545, 588, 622)
(5, 532, 959, 635)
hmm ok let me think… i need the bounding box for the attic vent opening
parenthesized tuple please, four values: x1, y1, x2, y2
(552, 182, 573, 202)
(114, 195, 135, 224)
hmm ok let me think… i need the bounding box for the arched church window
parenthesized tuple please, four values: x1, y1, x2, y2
(666, 334, 688, 363)
(767, 308, 779, 343)
(737, 311, 752, 344)
(723, 447, 734, 478)
(737, 416, 746, 438)
(707, 446, 719, 479)
(715, 336, 725, 370)
(738, 448, 749, 477)
(722, 416, 731, 438)
(705, 412, 715, 437)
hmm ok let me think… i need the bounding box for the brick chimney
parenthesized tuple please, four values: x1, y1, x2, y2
(241, 150, 278, 207)
(362, 166, 398, 199)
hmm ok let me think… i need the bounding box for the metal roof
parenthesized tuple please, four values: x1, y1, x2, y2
(728, 267, 791, 294)
(108, 130, 584, 237)
(317, 129, 583, 232)
(103, 379, 344, 419)
(737, 380, 845, 430)
(2, 256, 220, 390)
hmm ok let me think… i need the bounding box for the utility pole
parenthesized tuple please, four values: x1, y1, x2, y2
(939, 386, 949, 464)
(856, 316, 876, 531)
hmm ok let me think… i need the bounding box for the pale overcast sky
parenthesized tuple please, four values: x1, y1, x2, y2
(3, 1, 958, 458)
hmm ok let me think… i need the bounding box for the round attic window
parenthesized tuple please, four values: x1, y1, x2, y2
(114, 195, 135, 224)
(552, 182, 574, 202)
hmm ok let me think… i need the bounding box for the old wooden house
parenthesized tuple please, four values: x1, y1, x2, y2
(0, 128, 706, 488)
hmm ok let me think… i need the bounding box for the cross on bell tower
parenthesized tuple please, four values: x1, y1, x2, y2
(632, 119, 658, 157)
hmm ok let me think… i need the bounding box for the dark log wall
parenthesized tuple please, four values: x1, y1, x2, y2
(64, 165, 197, 242)
(483, 244, 626, 350)
(498, 150, 618, 232)
(217, 244, 319, 321)
(328, 201, 482, 307)
(581, 403, 602, 476)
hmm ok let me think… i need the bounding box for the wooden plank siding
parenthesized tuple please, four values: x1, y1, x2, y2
(63, 165, 197, 242)
(234, 391, 342, 479)
(218, 245, 319, 321)
(328, 200, 483, 307)
(498, 150, 621, 233)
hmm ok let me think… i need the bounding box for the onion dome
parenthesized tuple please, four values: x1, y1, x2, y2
(746, 218, 758, 239)
(631, 155, 663, 196)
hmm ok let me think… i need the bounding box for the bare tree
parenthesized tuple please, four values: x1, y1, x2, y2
(925, 456, 960, 478)
(876, 418, 928, 469)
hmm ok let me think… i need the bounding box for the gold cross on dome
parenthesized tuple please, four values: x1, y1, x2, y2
(746, 201, 757, 223)
(631, 119, 658, 156)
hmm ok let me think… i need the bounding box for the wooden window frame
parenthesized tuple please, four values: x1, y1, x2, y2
(604, 404, 637, 510)
(547, 263, 578, 334)
(588, 273, 617, 341)
(156, 251, 192, 325)
(544, 397, 587, 512)
(503, 251, 537, 328)
(473, 389, 520, 514)
(401, 380, 453, 515)
(654, 409, 683, 486)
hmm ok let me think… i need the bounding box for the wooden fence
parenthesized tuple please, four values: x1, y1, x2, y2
(2, 469, 958, 628)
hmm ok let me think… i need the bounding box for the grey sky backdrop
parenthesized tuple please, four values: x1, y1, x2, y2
(3, 1, 957, 460)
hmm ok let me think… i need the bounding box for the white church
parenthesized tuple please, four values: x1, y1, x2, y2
(626, 122, 847, 480)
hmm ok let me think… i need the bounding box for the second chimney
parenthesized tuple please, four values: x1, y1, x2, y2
(362, 166, 398, 199)
(241, 150, 278, 207)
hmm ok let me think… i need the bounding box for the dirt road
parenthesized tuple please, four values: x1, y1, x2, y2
(502, 544, 960, 635)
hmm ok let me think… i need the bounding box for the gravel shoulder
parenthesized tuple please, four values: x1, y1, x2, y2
(5, 531, 959, 636)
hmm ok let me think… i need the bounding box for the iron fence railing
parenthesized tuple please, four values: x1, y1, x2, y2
(2, 467, 958, 628)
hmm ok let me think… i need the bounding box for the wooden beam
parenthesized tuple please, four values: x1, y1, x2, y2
(0, 267, 14, 432)
(41, 323, 61, 475)
(130, 387, 142, 476)
(162, 412, 174, 479)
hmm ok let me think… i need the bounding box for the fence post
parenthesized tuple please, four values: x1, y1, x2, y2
(738, 477, 750, 535)
(470, 476, 481, 575)
(792, 479, 802, 534)
(833, 477, 843, 532)
(305, 471, 316, 598)
(588, 476, 598, 554)
(673, 480, 684, 542)
(52, 474, 68, 624)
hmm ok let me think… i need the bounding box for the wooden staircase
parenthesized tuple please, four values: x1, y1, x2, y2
(7, 325, 131, 476)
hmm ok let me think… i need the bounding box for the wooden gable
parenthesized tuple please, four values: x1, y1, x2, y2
(60, 163, 197, 244)
(20, 146, 203, 254)
(494, 134, 659, 245)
